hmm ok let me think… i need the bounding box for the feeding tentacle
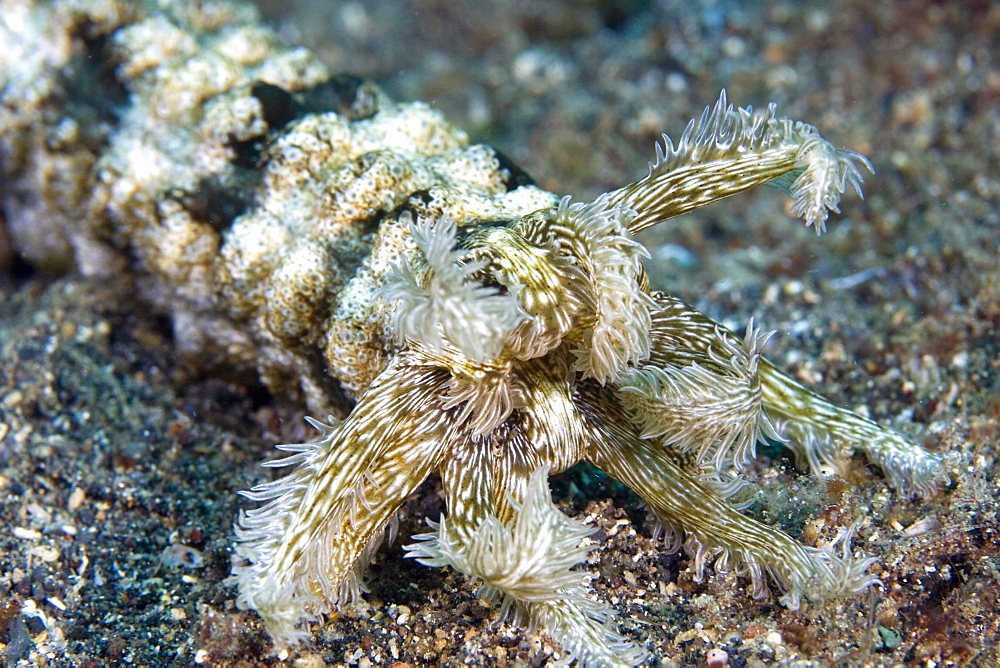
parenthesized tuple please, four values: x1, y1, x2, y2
(232, 354, 454, 649)
(644, 293, 948, 494)
(609, 89, 872, 233)
(406, 466, 647, 668)
(578, 380, 879, 608)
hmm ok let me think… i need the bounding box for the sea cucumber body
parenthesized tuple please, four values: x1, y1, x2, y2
(0, 0, 554, 412)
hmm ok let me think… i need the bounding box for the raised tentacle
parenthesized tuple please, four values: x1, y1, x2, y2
(609, 89, 872, 233)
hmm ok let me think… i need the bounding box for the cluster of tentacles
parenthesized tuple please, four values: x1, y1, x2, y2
(232, 92, 949, 665)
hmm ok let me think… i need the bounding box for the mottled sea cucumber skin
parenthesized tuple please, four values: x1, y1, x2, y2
(0, 0, 555, 415)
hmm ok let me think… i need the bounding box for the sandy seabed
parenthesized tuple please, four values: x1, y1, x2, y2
(1, 0, 997, 665)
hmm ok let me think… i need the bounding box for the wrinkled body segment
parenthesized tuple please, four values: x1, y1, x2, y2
(0, 1, 950, 665)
